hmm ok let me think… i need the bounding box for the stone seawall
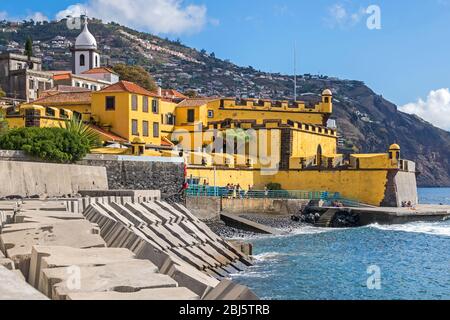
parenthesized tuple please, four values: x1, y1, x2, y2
(186, 197, 309, 220)
(81, 154, 185, 203)
(0, 151, 186, 203)
(0, 160, 107, 198)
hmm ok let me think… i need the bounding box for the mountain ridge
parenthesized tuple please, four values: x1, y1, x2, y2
(1, 18, 449, 187)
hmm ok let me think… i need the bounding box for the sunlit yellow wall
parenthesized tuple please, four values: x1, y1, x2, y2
(175, 104, 208, 126)
(291, 130, 337, 158)
(187, 167, 389, 206)
(350, 154, 397, 169)
(92, 92, 164, 145)
(209, 106, 325, 126)
(160, 100, 177, 135)
(5, 105, 71, 129)
(208, 96, 333, 126)
(55, 103, 91, 122)
(92, 92, 130, 141)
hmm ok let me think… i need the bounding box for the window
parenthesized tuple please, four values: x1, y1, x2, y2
(187, 109, 195, 123)
(80, 54, 85, 66)
(132, 95, 138, 111)
(324, 97, 330, 103)
(95, 56, 99, 67)
(75, 82, 80, 87)
(143, 121, 149, 137)
(105, 96, 115, 111)
(29, 79, 35, 90)
(153, 122, 159, 138)
(152, 99, 159, 113)
(132, 119, 139, 136)
(208, 110, 214, 118)
(166, 113, 175, 125)
(143, 96, 149, 112)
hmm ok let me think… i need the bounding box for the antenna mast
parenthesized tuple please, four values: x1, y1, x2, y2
(294, 41, 297, 102)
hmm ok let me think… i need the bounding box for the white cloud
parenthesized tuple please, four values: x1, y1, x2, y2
(0, 10, 48, 22)
(325, 3, 366, 28)
(0, 11, 8, 20)
(26, 12, 49, 22)
(400, 88, 450, 130)
(56, 0, 210, 35)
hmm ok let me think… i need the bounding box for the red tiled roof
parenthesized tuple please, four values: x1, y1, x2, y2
(33, 91, 92, 105)
(177, 98, 218, 107)
(161, 89, 187, 99)
(88, 125, 128, 143)
(99, 80, 158, 97)
(82, 67, 118, 75)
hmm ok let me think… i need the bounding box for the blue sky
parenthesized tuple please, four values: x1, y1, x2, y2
(2, 0, 450, 115)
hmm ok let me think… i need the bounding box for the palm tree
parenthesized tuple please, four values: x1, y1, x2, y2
(61, 118, 101, 149)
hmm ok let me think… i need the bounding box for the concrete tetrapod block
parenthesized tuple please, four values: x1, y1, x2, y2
(0, 258, 15, 270)
(66, 287, 199, 300)
(160, 256, 220, 297)
(123, 202, 163, 226)
(14, 210, 85, 224)
(148, 224, 185, 248)
(154, 201, 185, 224)
(20, 201, 69, 212)
(202, 279, 259, 301)
(29, 246, 137, 290)
(0, 266, 48, 300)
(42, 260, 176, 300)
(163, 222, 199, 246)
(1, 220, 106, 279)
(140, 201, 176, 224)
(109, 202, 147, 228)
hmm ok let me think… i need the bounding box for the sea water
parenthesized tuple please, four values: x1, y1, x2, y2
(231, 188, 450, 300)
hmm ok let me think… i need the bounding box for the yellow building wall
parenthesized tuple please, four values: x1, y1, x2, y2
(92, 92, 165, 145)
(160, 100, 177, 135)
(291, 130, 337, 158)
(351, 154, 396, 169)
(56, 103, 91, 122)
(208, 99, 332, 126)
(187, 167, 389, 206)
(92, 92, 130, 141)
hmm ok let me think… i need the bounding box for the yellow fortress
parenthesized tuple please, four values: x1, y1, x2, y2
(3, 81, 418, 207)
(1, 19, 418, 208)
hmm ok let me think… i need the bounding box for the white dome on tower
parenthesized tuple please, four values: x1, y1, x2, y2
(75, 17, 97, 50)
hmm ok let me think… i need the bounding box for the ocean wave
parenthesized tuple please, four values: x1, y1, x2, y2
(289, 225, 343, 235)
(369, 221, 450, 237)
(253, 251, 291, 262)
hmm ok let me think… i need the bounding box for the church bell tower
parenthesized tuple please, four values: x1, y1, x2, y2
(71, 16, 100, 75)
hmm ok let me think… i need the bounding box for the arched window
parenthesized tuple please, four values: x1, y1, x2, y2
(95, 55, 98, 67)
(80, 54, 85, 66)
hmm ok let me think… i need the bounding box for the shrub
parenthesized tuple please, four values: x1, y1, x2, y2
(266, 183, 283, 191)
(0, 127, 92, 163)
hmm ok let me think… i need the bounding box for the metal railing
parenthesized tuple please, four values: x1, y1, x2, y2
(186, 185, 362, 206)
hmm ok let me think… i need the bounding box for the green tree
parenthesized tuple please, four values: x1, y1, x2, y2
(184, 90, 198, 98)
(25, 36, 33, 59)
(0, 86, 5, 98)
(0, 112, 8, 135)
(0, 126, 96, 163)
(112, 63, 158, 92)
